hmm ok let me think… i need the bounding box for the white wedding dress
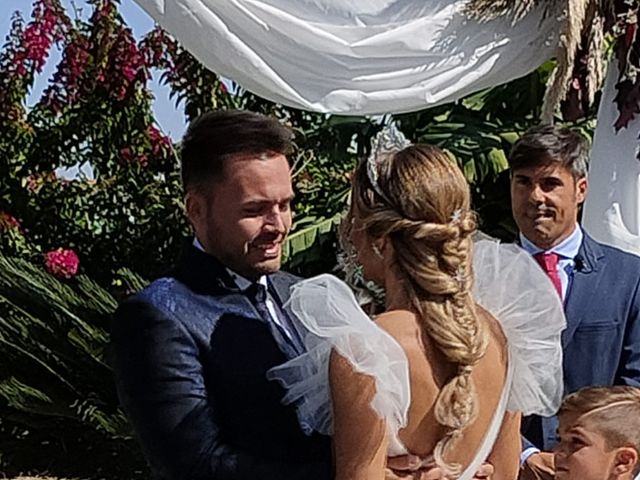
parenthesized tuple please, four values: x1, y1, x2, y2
(268, 235, 566, 478)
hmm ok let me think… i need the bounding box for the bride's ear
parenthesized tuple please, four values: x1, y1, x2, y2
(373, 237, 393, 260)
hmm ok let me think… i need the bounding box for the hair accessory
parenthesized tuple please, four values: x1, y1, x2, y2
(453, 266, 466, 287)
(367, 122, 411, 202)
(371, 244, 384, 259)
(450, 208, 463, 225)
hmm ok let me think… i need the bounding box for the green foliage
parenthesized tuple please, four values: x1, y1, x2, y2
(0, 253, 147, 478)
(0, 1, 598, 478)
(0, 0, 190, 285)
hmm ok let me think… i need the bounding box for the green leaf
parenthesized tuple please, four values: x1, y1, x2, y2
(282, 213, 342, 262)
(487, 148, 509, 173)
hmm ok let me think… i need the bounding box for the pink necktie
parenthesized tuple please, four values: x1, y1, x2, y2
(533, 252, 562, 298)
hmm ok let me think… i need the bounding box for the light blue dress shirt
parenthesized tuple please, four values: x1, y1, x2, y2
(519, 224, 583, 301)
(518, 225, 582, 465)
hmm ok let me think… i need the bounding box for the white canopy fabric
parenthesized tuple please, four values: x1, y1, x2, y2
(583, 63, 640, 256)
(133, 1, 639, 255)
(133, 0, 559, 115)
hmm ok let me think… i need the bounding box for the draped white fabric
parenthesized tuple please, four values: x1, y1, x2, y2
(133, 0, 559, 114)
(131, 1, 640, 256)
(583, 63, 640, 256)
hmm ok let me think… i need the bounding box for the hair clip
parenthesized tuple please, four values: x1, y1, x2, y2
(453, 266, 466, 287)
(367, 122, 411, 203)
(450, 208, 463, 225)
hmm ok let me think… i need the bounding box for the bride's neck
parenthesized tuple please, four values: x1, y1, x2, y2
(384, 270, 412, 311)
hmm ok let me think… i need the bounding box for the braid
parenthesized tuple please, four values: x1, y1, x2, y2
(395, 212, 487, 475)
(348, 143, 490, 475)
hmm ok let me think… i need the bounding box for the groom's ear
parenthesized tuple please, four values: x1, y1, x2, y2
(185, 190, 205, 226)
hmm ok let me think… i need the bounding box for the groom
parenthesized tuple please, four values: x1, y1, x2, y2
(112, 110, 482, 480)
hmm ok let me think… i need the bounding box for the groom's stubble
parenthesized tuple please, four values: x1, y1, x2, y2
(186, 153, 294, 280)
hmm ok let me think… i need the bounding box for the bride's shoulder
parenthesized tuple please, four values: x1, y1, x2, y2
(475, 304, 507, 348)
(374, 310, 425, 354)
(374, 309, 419, 332)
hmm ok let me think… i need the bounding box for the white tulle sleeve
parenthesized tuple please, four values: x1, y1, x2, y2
(472, 234, 566, 416)
(268, 235, 566, 439)
(266, 274, 410, 437)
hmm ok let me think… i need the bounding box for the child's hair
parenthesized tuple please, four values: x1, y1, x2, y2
(559, 386, 640, 473)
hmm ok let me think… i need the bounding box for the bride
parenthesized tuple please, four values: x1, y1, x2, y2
(269, 126, 565, 479)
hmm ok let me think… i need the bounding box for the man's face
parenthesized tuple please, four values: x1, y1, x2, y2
(186, 153, 294, 280)
(554, 415, 619, 480)
(510, 161, 587, 250)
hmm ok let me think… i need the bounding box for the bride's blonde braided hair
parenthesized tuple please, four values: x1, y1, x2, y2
(348, 144, 489, 475)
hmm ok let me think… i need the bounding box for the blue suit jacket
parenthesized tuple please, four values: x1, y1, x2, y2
(522, 232, 640, 450)
(110, 245, 332, 480)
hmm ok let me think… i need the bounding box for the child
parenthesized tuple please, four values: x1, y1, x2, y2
(555, 386, 640, 480)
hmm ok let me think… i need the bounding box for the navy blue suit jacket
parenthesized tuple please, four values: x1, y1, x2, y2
(522, 232, 640, 450)
(110, 245, 332, 480)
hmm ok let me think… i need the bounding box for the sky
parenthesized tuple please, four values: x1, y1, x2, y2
(1, 0, 188, 141)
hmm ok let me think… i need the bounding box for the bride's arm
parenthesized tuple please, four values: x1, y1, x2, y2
(486, 411, 521, 480)
(330, 349, 388, 480)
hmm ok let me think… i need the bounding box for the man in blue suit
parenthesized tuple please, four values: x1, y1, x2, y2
(111, 110, 333, 480)
(509, 125, 640, 479)
(111, 110, 468, 480)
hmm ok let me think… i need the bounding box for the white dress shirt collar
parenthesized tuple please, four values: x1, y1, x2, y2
(519, 224, 583, 259)
(192, 238, 268, 289)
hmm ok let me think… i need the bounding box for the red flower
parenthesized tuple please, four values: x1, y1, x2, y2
(24, 171, 57, 193)
(0, 212, 21, 232)
(147, 124, 172, 156)
(44, 248, 80, 279)
(136, 153, 149, 167)
(119, 147, 133, 161)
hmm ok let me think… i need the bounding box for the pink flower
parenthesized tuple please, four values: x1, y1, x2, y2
(147, 124, 172, 155)
(24, 171, 57, 193)
(136, 153, 148, 167)
(121, 64, 138, 82)
(0, 212, 21, 232)
(119, 147, 133, 161)
(44, 248, 79, 279)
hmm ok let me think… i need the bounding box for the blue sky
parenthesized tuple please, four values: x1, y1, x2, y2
(1, 0, 188, 141)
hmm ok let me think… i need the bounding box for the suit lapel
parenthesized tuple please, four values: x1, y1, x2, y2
(562, 234, 605, 347)
(172, 242, 242, 296)
(268, 271, 300, 307)
(172, 242, 304, 344)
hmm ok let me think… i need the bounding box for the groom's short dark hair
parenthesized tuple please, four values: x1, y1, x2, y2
(181, 110, 294, 192)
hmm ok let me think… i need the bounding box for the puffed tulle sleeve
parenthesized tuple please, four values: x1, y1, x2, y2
(267, 273, 411, 436)
(268, 235, 566, 436)
(472, 234, 565, 416)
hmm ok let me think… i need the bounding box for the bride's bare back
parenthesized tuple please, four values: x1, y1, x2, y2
(379, 305, 519, 475)
(330, 305, 520, 480)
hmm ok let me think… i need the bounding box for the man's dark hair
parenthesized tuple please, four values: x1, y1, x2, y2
(508, 125, 590, 180)
(181, 110, 294, 192)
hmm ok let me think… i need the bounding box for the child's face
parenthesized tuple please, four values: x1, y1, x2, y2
(554, 414, 619, 480)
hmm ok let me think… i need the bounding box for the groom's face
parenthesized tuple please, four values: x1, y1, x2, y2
(187, 153, 294, 280)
